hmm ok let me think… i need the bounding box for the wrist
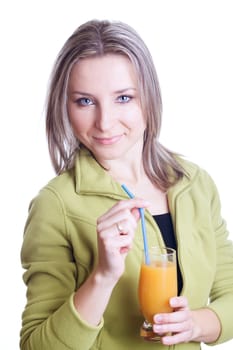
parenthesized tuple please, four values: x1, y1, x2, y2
(190, 308, 221, 343)
(92, 267, 119, 290)
(190, 310, 202, 342)
(73, 268, 118, 326)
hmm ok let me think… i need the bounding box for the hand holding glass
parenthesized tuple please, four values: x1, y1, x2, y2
(138, 247, 177, 342)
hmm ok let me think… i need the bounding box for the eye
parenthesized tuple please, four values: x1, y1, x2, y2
(76, 97, 94, 106)
(117, 95, 131, 103)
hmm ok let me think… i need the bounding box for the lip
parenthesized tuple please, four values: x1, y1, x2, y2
(93, 135, 122, 145)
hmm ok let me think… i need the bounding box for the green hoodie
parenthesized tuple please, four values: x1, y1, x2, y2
(20, 150, 233, 349)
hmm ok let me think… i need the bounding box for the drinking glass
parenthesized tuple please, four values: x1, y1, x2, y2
(138, 246, 177, 342)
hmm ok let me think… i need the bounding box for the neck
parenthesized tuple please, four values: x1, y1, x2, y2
(99, 154, 168, 214)
(102, 157, 145, 187)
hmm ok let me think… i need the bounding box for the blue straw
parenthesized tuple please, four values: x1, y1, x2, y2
(121, 184, 150, 265)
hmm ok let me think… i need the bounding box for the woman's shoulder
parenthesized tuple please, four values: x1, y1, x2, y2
(178, 156, 210, 177)
(47, 168, 75, 191)
(176, 156, 218, 190)
(29, 168, 76, 209)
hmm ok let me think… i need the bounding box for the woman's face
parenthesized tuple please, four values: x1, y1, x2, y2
(67, 54, 146, 164)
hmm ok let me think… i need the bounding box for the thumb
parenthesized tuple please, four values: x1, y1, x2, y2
(131, 207, 141, 222)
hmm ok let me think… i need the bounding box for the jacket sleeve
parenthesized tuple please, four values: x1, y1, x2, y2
(20, 187, 103, 350)
(205, 172, 233, 345)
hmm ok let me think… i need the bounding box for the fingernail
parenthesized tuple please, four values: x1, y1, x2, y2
(169, 296, 176, 305)
(155, 315, 162, 323)
(141, 200, 150, 205)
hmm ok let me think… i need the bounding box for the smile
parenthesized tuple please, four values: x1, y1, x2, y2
(93, 135, 123, 145)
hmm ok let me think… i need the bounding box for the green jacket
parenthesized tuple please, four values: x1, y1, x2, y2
(20, 150, 233, 350)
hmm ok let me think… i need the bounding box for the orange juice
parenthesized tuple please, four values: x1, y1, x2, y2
(138, 260, 177, 324)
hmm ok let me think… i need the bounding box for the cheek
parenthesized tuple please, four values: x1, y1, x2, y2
(130, 109, 146, 129)
(71, 118, 88, 135)
(69, 110, 92, 136)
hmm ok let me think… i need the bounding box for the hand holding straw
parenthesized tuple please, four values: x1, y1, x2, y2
(121, 184, 150, 265)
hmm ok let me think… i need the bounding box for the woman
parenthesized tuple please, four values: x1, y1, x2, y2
(20, 19, 233, 349)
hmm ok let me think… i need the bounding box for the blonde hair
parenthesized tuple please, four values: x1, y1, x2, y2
(46, 19, 185, 190)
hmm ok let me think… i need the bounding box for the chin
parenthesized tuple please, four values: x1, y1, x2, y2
(93, 149, 126, 162)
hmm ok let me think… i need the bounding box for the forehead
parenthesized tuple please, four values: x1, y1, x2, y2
(69, 54, 138, 90)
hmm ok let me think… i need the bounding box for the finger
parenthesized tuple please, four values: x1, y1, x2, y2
(131, 207, 141, 221)
(97, 209, 138, 234)
(170, 296, 189, 309)
(97, 215, 137, 237)
(115, 219, 136, 234)
(154, 309, 191, 324)
(100, 233, 134, 253)
(161, 330, 192, 346)
(97, 198, 150, 223)
(154, 318, 191, 334)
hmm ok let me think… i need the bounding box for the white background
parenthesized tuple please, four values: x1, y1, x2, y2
(1, 0, 232, 349)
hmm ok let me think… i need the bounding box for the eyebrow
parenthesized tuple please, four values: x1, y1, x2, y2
(114, 87, 137, 94)
(70, 91, 94, 97)
(70, 87, 137, 96)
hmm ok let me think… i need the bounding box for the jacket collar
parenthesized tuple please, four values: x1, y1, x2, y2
(74, 148, 199, 202)
(74, 148, 125, 199)
(167, 157, 199, 212)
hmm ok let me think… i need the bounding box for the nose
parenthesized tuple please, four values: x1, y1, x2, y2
(95, 103, 115, 131)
